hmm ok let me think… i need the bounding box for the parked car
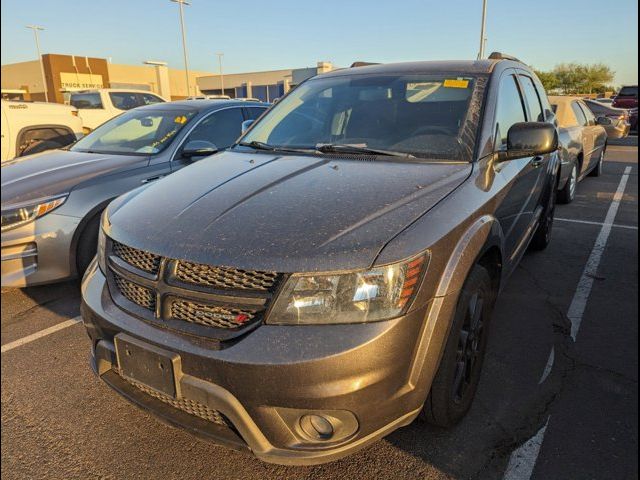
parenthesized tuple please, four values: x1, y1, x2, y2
(612, 85, 638, 110)
(68, 89, 166, 132)
(582, 99, 630, 139)
(81, 55, 560, 465)
(549, 96, 608, 204)
(1, 99, 83, 162)
(1, 100, 268, 287)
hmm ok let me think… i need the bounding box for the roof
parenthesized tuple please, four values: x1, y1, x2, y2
(320, 59, 504, 78)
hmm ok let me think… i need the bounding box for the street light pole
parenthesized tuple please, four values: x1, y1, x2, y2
(477, 0, 488, 59)
(26, 25, 48, 102)
(171, 0, 192, 97)
(216, 53, 224, 96)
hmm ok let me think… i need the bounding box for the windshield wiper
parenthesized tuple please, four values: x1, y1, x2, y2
(315, 143, 415, 158)
(236, 141, 317, 154)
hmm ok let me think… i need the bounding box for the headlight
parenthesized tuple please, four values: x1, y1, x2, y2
(267, 254, 429, 325)
(0, 196, 67, 232)
(97, 209, 110, 274)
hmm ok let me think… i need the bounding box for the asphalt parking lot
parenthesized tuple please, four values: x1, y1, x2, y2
(1, 141, 637, 480)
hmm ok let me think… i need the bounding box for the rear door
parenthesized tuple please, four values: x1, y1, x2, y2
(571, 101, 594, 175)
(493, 71, 539, 261)
(70, 92, 106, 131)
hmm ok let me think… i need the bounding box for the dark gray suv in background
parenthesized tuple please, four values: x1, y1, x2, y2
(81, 53, 560, 465)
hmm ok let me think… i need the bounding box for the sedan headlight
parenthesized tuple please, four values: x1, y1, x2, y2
(0, 196, 67, 232)
(267, 254, 429, 325)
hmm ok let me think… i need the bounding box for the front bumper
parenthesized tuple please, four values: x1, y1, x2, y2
(1, 213, 81, 287)
(81, 262, 444, 465)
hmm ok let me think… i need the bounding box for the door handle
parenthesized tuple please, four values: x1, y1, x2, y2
(531, 156, 544, 167)
(141, 175, 165, 184)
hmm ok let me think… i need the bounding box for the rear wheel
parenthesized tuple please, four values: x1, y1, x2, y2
(76, 215, 101, 279)
(557, 162, 577, 204)
(588, 149, 605, 177)
(423, 265, 494, 427)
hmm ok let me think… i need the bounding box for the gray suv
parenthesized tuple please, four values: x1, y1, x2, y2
(81, 54, 560, 465)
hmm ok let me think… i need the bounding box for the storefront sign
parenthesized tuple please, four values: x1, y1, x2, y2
(60, 72, 104, 90)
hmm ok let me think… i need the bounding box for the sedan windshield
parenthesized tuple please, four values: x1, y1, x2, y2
(71, 108, 197, 155)
(240, 73, 482, 160)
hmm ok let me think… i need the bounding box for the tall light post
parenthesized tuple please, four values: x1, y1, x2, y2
(216, 52, 224, 96)
(26, 25, 48, 102)
(477, 0, 488, 59)
(171, 0, 192, 97)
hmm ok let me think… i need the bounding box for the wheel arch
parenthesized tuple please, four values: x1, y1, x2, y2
(68, 197, 114, 277)
(15, 124, 75, 157)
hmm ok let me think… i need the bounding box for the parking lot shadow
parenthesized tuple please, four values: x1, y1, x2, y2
(1, 281, 81, 326)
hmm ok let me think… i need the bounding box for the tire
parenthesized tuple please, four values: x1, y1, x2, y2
(588, 149, 605, 177)
(529, 175, 557, 251)
(423, 265, 494, 427)
(20, 140, 62, 157)
(76, 215, 101, 279)
(557, 162, 577, 204)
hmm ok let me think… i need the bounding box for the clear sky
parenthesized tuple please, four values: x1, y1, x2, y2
(1, 0, 638, 85)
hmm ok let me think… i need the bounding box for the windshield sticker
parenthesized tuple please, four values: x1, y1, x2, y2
(443, 79, 470, 89)
(174, 115, 188, 124)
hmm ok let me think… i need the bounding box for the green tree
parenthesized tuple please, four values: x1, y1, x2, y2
(579, 64, 615, 94)
(535, 70, 558, 92)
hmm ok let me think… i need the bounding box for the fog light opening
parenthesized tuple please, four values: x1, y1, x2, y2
(299, 414, 334, 441)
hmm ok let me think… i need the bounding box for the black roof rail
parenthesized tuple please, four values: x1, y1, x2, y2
(488, 52, 523, 62)
(350, 61, 381, 68)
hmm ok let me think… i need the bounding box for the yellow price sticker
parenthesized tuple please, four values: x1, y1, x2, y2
(443, 79, 470, 89)
(174, 115, 187, 124)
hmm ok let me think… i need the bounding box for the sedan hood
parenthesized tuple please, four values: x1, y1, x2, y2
(109, 151, 471, 272)
(1, 150, 149, 208)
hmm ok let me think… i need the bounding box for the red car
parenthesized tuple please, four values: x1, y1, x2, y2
(613, 86, 638, 132)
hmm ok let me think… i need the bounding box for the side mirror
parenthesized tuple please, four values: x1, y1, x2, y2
(241, 119, 255, 134)
(498, 122, 558, 161)
(181, 140, 218, 159)
(597, 116, 613, 126)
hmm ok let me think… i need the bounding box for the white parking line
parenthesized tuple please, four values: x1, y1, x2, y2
(0, 316, 82, 354)
(567, 166, 633, 340)
(555, 217, 638, 230)
(503, 166, 633, 480)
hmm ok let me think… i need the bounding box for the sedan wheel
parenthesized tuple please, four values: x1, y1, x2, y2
(558, 163, 577, 204)
(588, 149, 605, 177)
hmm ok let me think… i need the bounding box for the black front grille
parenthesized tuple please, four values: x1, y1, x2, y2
(175, 261, 281, 292)
(107, 239, 282, 339)
(112, 241, 161, 274)
(171, 300, 257, 329)
(113, 273, 155, 311)
(119, 372, 228, 426)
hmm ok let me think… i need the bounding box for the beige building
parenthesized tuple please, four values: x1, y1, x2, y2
(1, 54, 335, 103)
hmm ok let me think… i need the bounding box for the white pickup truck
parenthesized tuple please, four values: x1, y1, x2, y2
(1, 100, 83, 163)
(68, 89, 166, 132)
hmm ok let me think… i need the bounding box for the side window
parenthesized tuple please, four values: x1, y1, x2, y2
(70, 93, 103, 109)
(571, 102, 588, 126)
(109, 92, 142, 111)
(182, 108, 244, 151)
(519, 75, 544, 122)
(579, 102, 596, 125)
(247, 107, 267, 120)
(140, 93, 164, 105)
(495, 74, 527, 147)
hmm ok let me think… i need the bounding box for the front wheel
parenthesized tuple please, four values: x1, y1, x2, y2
(422, 264, 494, 427)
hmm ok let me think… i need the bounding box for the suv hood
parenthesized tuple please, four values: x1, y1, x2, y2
(1, 150, 148, 208)
(109, 151, 471, 272)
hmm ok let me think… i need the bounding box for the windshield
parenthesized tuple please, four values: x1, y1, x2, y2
(240, 73, 483, 160)
(71, 108, 196, 155)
